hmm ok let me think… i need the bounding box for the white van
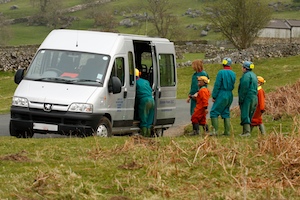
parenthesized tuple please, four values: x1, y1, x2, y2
(10, 29, 177, 138)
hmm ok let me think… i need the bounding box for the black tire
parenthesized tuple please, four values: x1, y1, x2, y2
(9, 121, 34, 138)
(94, 117, 112, 137)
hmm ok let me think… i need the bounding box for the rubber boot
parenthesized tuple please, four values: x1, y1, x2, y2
(250, 125, 254, 133)
(209, 118, 218, 136)
(240, 124, 251, 137)
(203, 124, 209, 135)
(141, 127, 148, 137)
(259, 124, 266, 135)
(222, 118, 231, 136)
(147, 128, 152, 137)
(192, 123, 199, 136)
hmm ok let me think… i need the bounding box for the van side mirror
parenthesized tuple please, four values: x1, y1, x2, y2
(108, 76, 122, 94)
(14, 69, 25, 84)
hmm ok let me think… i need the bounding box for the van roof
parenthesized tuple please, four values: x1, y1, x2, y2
(39, 29, 171, 55)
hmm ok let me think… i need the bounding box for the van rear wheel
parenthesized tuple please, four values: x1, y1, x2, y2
(95, 117, 112, 137)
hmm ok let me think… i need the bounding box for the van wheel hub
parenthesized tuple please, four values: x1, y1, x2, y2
(96, 125, 108, 137)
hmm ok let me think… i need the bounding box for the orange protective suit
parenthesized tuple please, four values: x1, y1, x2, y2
(191, 86, 210, 125)
(251, 86, 265, 126)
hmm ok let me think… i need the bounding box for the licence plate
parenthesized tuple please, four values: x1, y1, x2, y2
(33, 123, 58, 131)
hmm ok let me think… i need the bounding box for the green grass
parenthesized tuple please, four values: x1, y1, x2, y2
(1, 124, 300, 199)
(1, 1, 300, 199)
(9, 24, 53, 46)
(2, 53, 300, 200)
(0, 72, 17, 114)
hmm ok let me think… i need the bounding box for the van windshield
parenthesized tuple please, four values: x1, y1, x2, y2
(25, 50, 110, 85)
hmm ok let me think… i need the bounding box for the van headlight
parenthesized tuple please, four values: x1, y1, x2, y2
(12, 97, 29, 107)
(68, 103, 93, 113)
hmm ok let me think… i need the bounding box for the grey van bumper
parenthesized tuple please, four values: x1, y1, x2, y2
(10, 106, 103, 136)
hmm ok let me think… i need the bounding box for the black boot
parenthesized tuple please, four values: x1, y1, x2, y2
(203, 124, 209, 135)
(191, 123, 199, 135)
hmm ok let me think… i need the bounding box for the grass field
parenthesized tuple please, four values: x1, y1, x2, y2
(1, 125, 300, 199)
(1, 55, 300, 199)
(1, 0, 299, 45)
(1, 1, 300, 199)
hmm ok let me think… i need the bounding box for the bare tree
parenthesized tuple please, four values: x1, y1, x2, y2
(93, 10, 117, 32)
(203, 0, 272, 49)
(145, 0, 183, 40)
(29, 0, 64, 28)
(83, 1, 117, 32)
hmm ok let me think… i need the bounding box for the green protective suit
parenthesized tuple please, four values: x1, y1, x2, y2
(188, 71, 209, 115)
(136, 77, 155, 128)
(238, 70, 258, 125)
(210, 68, 236, 118)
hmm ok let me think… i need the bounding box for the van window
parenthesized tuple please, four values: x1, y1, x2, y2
(25, 50, 110, 85)
(112, 57, 125, 86)
(128, 52, 135, 86)
(159, 54, 176, 87)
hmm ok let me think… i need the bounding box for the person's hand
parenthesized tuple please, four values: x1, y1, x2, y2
(212, 98, 216, 102)
(205, 109, 208, 114)
(186, 98, 190, 103)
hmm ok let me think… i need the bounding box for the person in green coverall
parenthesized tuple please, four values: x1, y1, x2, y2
(187, 59, 209, 115)
(238, 61, 258, 137)
(135, 68, 155, 137)
(209, 57, 236, 136)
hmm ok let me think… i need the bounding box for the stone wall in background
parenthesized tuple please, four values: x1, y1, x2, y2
(0, 45, 38, 71)
(1, 39, 300, 71)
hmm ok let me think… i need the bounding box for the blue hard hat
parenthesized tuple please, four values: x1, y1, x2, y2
(243, 61, 254, 70)
(222, 57, 232, 66)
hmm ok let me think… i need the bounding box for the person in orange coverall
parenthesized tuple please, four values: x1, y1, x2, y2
(190, 76, 211, 135)
(251, 76, 266, 134)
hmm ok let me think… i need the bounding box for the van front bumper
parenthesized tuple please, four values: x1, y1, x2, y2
(10, 106, 104, 136)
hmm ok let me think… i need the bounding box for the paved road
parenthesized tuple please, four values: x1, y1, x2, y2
(0, 98, 238, 137)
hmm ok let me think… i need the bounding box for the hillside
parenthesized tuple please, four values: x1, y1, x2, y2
(0, 0, 300, 46)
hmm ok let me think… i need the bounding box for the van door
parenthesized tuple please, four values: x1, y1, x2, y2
(151, 42, 177, 128)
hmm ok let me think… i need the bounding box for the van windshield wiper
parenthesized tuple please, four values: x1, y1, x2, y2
(33, 77, 76, 83)
(76, 79, 103, 85)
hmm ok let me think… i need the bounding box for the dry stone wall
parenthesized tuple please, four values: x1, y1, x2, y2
(0, 45, 38, 71)
(1, 42, 300, 71)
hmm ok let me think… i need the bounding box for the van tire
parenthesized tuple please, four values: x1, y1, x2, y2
(95, 117, 112, 137)
(9, 121, 34, 138)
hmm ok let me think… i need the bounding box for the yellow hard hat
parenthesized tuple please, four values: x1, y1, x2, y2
(135, 68, 140, 77)
(197, 76, 209, 84)
(257, 76, 266, 84)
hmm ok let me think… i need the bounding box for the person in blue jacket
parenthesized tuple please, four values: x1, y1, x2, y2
(187, 59, 209, 115)
(238, 61, 258, 137)
(210, 57, 236, 136)
(135, 68, 155, 137)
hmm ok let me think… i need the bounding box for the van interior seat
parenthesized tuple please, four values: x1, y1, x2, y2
(79, 58, 100, 80)
(57, 54, 75, 72)
(140, 64, 148, 80)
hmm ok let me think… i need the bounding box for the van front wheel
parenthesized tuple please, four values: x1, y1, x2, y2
(95, 117, 112, 137)
(10, 121, 34, 138)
